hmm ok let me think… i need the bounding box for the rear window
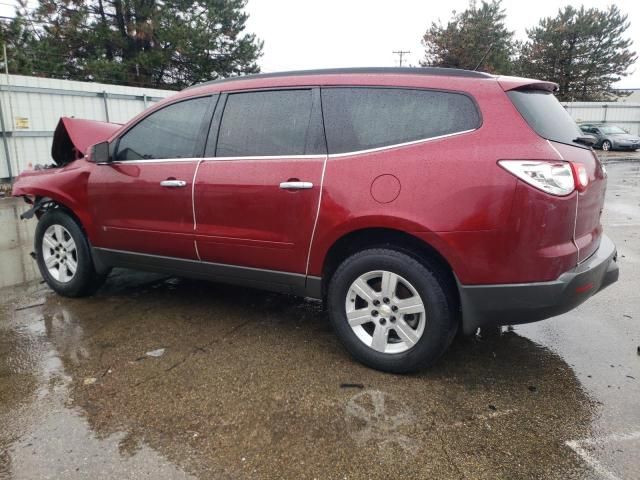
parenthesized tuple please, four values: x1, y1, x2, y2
(507, 89, 584, 147)
(322, 87, 480, 154)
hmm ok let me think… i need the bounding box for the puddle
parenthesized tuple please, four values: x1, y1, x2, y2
(0, 288, 194, 479)
(0, 164, 638, 478)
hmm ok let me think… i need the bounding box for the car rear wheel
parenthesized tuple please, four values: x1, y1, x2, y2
(35, 209, 109, 297)
(602, 140, 612, 151)
(327, 248, 457, 373)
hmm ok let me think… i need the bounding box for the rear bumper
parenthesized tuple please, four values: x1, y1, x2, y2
(457, 234, 619, 334)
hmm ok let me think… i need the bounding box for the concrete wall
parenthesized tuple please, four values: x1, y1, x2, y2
(0, 75, 175, 179)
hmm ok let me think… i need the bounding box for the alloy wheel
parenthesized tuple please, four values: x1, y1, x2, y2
(345, 270, 426, 354)
(42, 224, 78, 283)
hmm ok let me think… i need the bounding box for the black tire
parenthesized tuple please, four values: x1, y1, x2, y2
(35, 209, 108, 297)
(327, 248, 457, 373)
(602, 140, 612, 151)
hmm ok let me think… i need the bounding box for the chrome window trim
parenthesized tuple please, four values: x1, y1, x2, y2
(109, 157, 202, 164)
(327, 128, 477, 158)
(107, 129, 476, 164)
(194, 130, 475, 162)
(200, 154, 327, 161)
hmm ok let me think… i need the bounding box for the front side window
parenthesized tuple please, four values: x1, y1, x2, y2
(321, 87, 481, 154)
(115, 96, 212, 161)
(215, 90, 314, 157)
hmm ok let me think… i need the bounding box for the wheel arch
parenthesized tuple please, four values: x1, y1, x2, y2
(20, 192, 90, 235)
(13, 176, 94, 236)
(320, 228, 460, 316)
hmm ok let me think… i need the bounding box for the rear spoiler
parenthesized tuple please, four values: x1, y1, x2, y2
(496, 75, 558, 93)
(51, 117, 121, 166)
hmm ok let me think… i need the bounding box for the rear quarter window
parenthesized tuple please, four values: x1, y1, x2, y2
(507, 89, 584, 147)
(321, 87, 481, 155)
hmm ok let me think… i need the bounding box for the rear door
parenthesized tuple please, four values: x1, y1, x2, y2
(88, 95, 216, 259)
(193, 88, 326, 274)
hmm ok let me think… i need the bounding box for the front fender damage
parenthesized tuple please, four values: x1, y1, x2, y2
(12, 161, 94, 238)
(19, 196, 54, 220)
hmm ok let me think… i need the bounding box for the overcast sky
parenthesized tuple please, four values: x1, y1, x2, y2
(244, 0, 640, 88)
(1, 0, 638, 87)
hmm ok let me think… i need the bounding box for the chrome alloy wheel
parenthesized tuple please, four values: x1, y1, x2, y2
(42, 224, 78, 283)
(345, 270, 426, 354)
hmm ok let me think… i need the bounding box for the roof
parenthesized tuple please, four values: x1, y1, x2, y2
(190, 67, 493, 89)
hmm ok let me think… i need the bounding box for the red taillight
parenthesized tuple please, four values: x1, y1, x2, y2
(498, 160, 575, 196)
(570, 162, 589, 192)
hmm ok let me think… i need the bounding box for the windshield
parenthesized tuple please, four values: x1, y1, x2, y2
(599, 125, 627, 134)
(507, 89, 584, 147)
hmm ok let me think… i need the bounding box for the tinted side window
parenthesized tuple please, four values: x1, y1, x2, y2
(322, 87, 480, 154)
(507, 90, 583, 148)
(216, 90, 313, 157)
(115, 97, 211, 160)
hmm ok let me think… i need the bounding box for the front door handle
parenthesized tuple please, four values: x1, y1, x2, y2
(279, 181, 313, 190)
(160, 179, 187, 188)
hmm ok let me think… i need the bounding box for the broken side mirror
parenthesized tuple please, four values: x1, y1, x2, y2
(90, 141, 111, 164)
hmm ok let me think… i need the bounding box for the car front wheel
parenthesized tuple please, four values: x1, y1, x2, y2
(602, 140, 612, 151)
(35, 209, 108, 297)
(327, 248, 457, 373)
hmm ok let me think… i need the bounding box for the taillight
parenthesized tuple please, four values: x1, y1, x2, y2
(498, 160, 575, 196)
(570, 162, 589, 192)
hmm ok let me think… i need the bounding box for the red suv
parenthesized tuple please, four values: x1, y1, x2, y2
(13, 67, 619, 372)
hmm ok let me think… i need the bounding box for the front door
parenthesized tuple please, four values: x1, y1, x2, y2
(88, 95, 216, 259)
(194, 88, 326, 274)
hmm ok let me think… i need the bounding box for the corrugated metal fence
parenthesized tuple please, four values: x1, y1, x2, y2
(2, 75, 640, 179)
(1, 74, 174, 179)
(563, 102, 640, 136)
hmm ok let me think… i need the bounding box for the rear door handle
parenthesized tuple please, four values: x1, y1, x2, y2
(279, 181, 313, 190)
(160, 179, 187, 188)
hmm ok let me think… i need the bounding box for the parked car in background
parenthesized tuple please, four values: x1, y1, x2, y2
(579, 123, 640, 151)
(12, 67, 618, 373)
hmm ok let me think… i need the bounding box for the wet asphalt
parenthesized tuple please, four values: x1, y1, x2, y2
(0, 160, 638, 479)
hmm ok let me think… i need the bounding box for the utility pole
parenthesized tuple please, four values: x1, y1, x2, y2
(0, 43, 13, 180)
(393, 50, 411, 67)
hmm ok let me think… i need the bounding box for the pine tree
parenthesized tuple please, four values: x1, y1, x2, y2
(1, 0, 262, 89)
(421, 0, 515, 74)
(517, 5, 636, 101)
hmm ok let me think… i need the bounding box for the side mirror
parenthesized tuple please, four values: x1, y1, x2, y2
(574, 135, 597, 147)
(90, 141, 111, 164)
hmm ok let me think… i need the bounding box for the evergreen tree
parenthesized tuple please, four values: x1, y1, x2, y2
(517, 5, 636, 101)
(421, 0, 515, 74)
(1, 0, 262, 89)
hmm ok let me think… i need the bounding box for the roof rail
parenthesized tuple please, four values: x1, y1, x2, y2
(189, 67, 493, 89)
